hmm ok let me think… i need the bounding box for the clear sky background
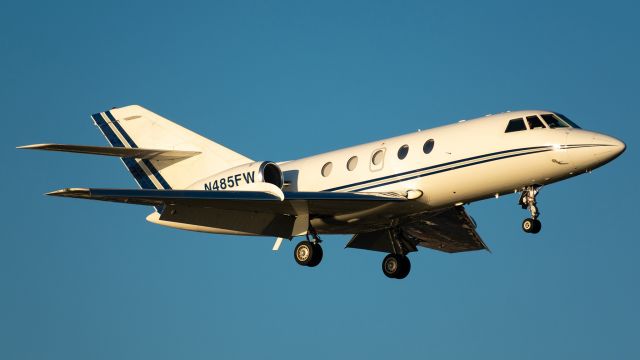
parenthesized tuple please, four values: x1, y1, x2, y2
(2, 1, 638, 359)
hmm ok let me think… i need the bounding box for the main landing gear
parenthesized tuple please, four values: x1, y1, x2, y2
(294, 228, 323, 267)
(519, 185, 542, 234)
(381, 228, 412, 279)
(382, 254, 411, 279)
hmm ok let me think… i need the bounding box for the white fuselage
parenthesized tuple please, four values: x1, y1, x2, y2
(176, 110, 624, 235)
(273, 110, 624, 232)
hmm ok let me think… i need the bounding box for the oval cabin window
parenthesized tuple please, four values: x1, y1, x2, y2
(423, 139, 435, 154)
(397, 145, 409, 159)
(347, 156, 358, 171)
(372, 150, 384, 165)
(321, 162, 333, 177)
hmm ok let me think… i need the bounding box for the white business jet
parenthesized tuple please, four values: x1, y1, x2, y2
(19, 106, 625, 279)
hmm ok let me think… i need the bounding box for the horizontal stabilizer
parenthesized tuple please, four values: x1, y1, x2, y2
(17, 144, 201, 160)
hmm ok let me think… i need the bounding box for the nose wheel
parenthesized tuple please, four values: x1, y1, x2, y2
(522, 218, 542, 234)
(519, 185, 542, 234)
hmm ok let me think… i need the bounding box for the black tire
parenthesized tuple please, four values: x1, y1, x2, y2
(294, 241, 315, 266)
(395, 255, 411, 279)
(382, 254, 408, 279)
(530, 219, 542, 234)
(307, 243, 323, 267)
(522, 218, 535, 233)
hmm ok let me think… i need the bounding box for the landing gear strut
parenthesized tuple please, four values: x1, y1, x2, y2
(294, 227, 323, 267)
(381, 228, 412, 279)
(519, 185, 542, 234)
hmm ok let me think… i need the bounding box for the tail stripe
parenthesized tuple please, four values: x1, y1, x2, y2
(105, 111, 172, 190)
(91, 113, 158, 190)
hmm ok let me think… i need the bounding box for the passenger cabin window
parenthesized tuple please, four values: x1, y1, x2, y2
(526, 115, 546, 130)
(397, 145, 409, 159)
(321, 162, 333, 177)
(370, 148, 386, 171)
(372, 150, 384, 165)
(346, 156, 358, 171)
(505, 118, 526, 133)
(541, 114, 569, 128)
(423, 139, 434, 154)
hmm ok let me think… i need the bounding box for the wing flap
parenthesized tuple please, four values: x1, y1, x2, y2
(346, 206, 489, 254)
(17, 144, 201, 160)
(403, 207, 489, 253)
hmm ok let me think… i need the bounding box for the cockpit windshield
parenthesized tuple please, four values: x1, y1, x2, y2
(539, 113, 581, 129)
(504, 113, 581, 133)
(554, 112, 581, 128)
(540, 114, 569, 128)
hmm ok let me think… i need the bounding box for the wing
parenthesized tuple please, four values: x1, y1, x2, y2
(46, 187, 406, 215)
(46, 187, 407, 238)
(346, 206, 489, 253)
(17, 144, 200, 160)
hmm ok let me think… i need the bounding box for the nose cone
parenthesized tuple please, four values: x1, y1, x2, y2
(566, 131, 625, 171)
(595, 134, 626, 162)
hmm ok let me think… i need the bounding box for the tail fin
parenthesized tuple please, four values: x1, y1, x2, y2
(91, 105, 252, 189)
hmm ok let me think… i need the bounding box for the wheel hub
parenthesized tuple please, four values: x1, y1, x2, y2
(296, 246, 310, 261)
(384, 258, 398, 273)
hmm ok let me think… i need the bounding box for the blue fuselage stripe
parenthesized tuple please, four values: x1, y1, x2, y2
(104, 111, 172, 190)
(92, 113, 157, 190)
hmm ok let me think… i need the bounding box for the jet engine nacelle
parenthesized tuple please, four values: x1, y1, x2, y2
(190, 161, 284, 191)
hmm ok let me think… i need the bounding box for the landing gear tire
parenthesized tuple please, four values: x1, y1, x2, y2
(307, 243, 323, 267)
(522, 218, 542, 234)
(382, 254, 411, 279)
(294, 240, 323, 267)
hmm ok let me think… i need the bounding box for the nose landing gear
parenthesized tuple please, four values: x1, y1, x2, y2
(519, 185, 542, 234)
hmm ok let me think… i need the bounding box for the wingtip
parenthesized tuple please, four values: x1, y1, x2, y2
(45, 189, 68, 196)
(45, 188, 90, 197)
(17, 143, 54, 150)
(17, 144, 39, 149)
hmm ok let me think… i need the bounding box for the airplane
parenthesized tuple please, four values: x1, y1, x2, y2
(18, 105, 625, 279)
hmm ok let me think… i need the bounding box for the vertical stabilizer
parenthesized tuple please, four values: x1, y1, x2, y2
(92, 105, 252, 189)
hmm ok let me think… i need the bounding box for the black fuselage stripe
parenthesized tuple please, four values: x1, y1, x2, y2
(324, 145, 552, 192)
(350, 148, 553, 192)
(325, 143, 607, 192)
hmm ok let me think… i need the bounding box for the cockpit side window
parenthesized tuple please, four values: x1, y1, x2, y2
(505, 118, 527, 133)
(526, 115, 546, 130)
(554, 113, 581, 129)
(541, 114, 569, 128)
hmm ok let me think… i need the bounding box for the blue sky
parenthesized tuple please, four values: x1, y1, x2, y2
(2, 1, 638, 359)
